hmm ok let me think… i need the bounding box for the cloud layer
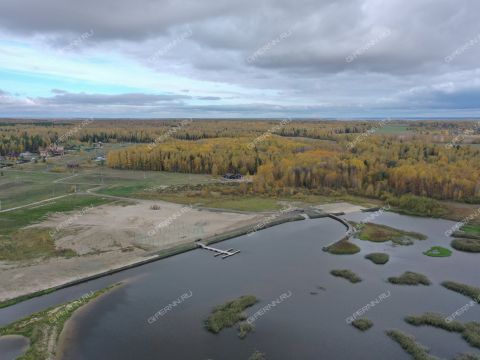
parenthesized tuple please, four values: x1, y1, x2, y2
(0, 0, 479, 117)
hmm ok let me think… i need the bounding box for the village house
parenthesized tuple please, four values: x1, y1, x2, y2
(39, 144, 65, 158)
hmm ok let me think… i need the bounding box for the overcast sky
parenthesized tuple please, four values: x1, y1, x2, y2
(0, 0, 479, 118)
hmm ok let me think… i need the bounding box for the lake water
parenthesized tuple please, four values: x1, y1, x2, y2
(1, 212, 479, 359)
(0, 335, 29, 360)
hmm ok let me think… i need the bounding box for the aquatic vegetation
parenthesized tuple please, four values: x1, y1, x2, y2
(386, 329, 438, 360)
(330, 269, 362, 284)
(365, 252, 390, 264)
(451, 238, 480, 253)
(441, 281, 480, 302)
(205, 295, 258, 334)
(455, 354, 480, 360)
(323, 239, 361, 255)
(238, 322, 254, 339)
(355, 222, 427, 244)
(249, 350, 266, 360)
(405, 313, 480, 349)
(351, 318, 373, 331)
(423, 246, 452, 257)
(405, 313, 464, 332)
(388, 272, 431, 286)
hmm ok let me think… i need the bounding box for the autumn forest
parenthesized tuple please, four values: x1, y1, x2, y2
(1, 119, 480, 204)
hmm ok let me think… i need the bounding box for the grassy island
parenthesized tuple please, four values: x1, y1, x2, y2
(351, 318, 373, 331)
(205, 295, 258, 334)
(355, 223, 426, 245)
(388, 272, 431, 286)
(386, 329, 438, 360)
(365, 252, 390, 264)
(330, 269, 362, 283)
(324, 239, 361, 255)
(451, 238, 480, 253)
(423, 246, 452, 257)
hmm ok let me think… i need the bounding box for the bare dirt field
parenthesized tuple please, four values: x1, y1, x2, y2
(0, 200, 264, 301)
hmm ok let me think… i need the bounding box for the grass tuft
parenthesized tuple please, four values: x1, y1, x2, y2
(324, 239, 361, 255)
(351, 318, 373, 331)
(386, 329, 438, 360)
(249, 350, 266, 360)
(388, 272, 431, 286)
(355, 222, 426, 244)
(238, 321, 254, 339)
(205, 295, 258, 334)
(451, 238, 480, 253)
(405, 312, 480, 350)
(365, 252, 389, 264)
(330, 269, 362, 283)
(441, 281, 480, 302)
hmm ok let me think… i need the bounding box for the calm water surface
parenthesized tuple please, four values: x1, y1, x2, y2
(1, 212, 479, 359)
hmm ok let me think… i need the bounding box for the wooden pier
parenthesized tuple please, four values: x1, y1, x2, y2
(196, 242, 240, 259)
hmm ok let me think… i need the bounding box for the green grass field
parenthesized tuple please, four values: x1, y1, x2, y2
(0, 170, 73, 209)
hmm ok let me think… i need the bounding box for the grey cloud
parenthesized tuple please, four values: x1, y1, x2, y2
(1, 0, 480, 117)
(38, 91, 190, 106)
(196, 96, 221, 101)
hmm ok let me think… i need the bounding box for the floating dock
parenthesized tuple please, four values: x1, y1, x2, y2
(196, 242, 240, 259)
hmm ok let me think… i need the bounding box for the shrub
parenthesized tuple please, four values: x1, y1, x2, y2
(390, 194, 447, 218)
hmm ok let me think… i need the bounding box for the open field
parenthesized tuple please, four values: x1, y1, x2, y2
(0, 194, 267, 301)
